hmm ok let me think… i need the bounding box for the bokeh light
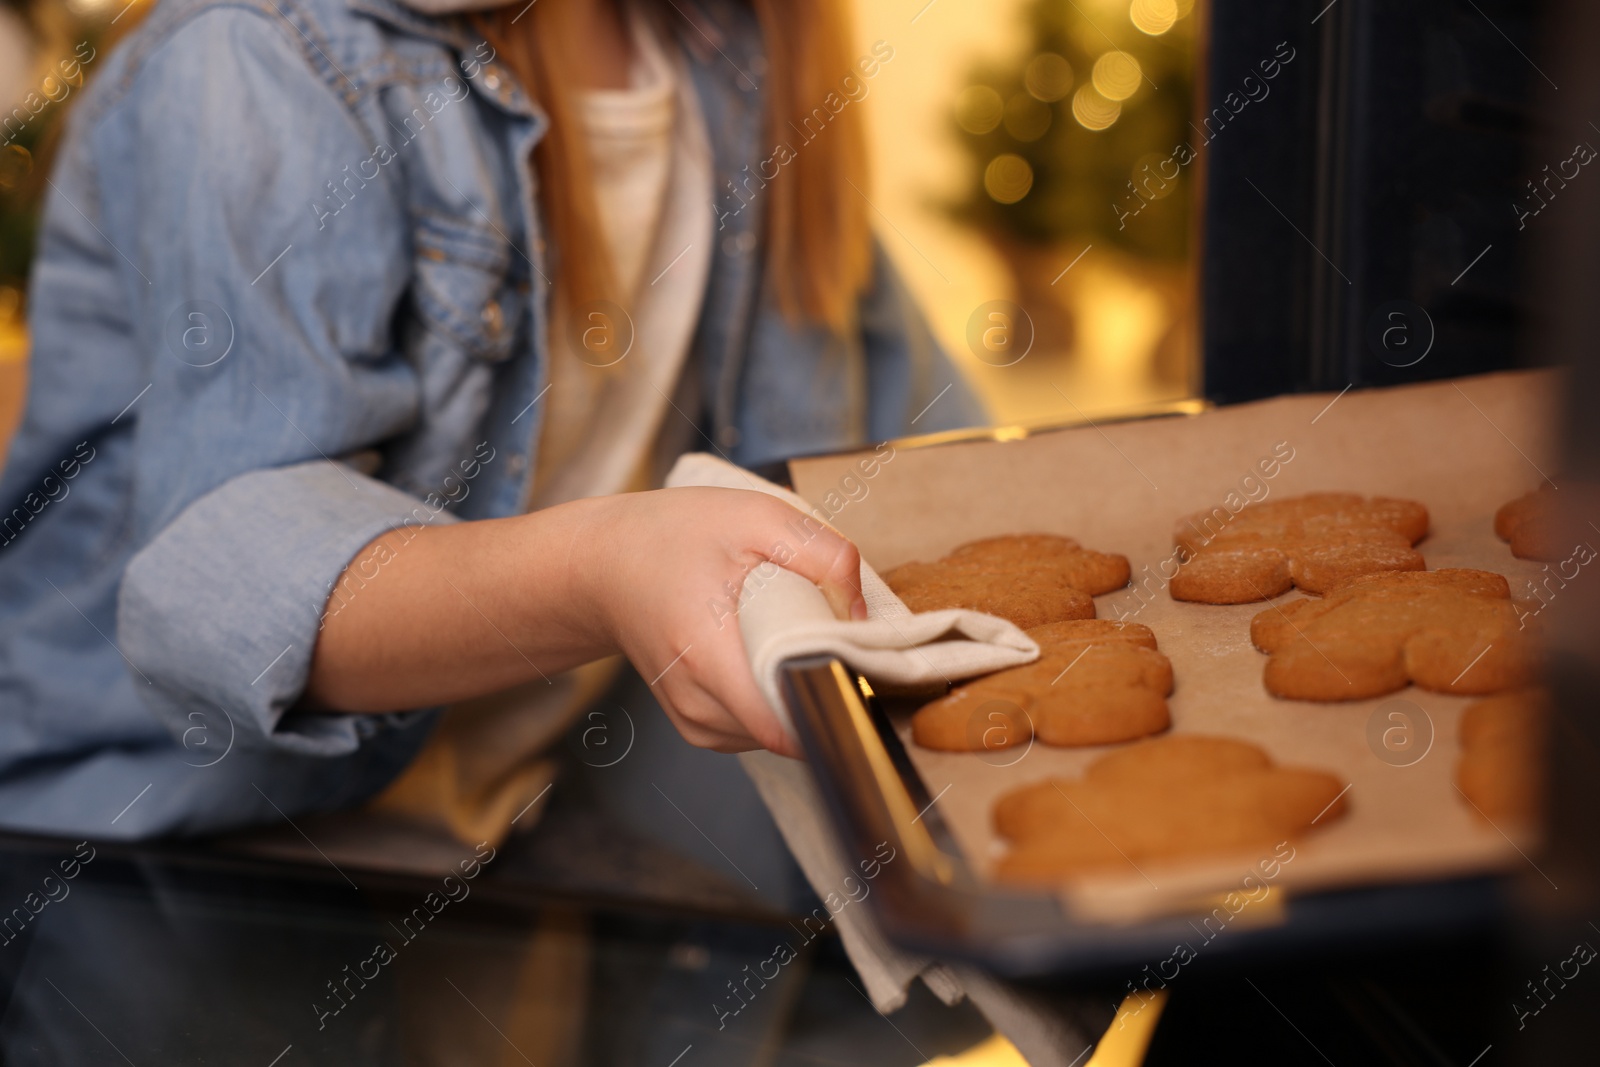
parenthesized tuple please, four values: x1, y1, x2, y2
(984, 154, 1035, 203)
(956, 85, 1005, 134)
(1091, 51, 1142, 101)
(1129, 0, 1177, 36)
(1071, 84, 1121, 130)
(1023, 52, 1074, 102)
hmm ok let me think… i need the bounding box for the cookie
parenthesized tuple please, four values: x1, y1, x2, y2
(1170, 492, 1429, 604)
(910, 620, 1171, 751)
(1249, 569, 1538, 701)
(884, 534, 1130, 628)
(1455, 690, 1545, 823)
(1495, 487, 1567, 561)
(992, 735, 1346, 883)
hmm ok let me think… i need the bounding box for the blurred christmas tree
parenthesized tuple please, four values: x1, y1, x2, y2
(943, 0, 1199, 389)
(0, 0, 130, 299)
(1, 125, 46, 297)
(946, 0, 1197, 262)
(0, 0, 42, 297)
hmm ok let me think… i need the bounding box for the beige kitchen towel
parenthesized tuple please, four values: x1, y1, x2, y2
(663, 451, 1038, 736)
(665, 452, 1113, 1066)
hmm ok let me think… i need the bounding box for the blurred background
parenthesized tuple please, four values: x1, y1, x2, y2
(852, 0, 1198, 426)
(0, 0, 1202, 461)
(2, 4, 1587, 1064)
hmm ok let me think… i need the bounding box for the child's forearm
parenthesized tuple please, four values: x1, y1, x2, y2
(305, 485, 864, 758)
(305, 498, 614, 713)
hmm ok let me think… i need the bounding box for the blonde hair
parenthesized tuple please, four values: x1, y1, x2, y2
(473, 0, 872, 335)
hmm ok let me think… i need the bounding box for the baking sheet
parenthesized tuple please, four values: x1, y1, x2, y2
(791, 370, 1560, 921)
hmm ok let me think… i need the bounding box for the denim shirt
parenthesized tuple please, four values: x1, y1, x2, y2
(0, 0, 982, 838)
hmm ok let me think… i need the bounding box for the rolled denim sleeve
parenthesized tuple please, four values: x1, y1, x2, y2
(92, 9, 443, 753)
(119, 463, 455, 756)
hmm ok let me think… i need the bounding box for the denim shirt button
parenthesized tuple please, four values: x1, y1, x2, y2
(507, 453, 526, 473)
(481, 300, 505, 339)
(482, 69, 504, 93)
(718, 425, 741, 448)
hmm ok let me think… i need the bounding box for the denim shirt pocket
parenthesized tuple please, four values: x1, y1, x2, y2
(408, 210, 518, 363)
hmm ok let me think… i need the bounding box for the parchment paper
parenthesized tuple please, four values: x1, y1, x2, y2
(791, 370, 1562, 921)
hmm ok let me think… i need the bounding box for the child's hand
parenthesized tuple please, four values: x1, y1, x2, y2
(572, 487, 866, 758)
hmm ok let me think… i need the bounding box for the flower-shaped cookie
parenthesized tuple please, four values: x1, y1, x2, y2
(910, 620, 1172, 751)
(1250, 569, 1538, 701)
(884, 534, 1130, 628)
(1170, 492, 1429, 604)
(992, 735, 1347, 883)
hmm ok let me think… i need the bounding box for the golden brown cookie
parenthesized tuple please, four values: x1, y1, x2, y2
(1455, 690, 1545, 823)
(884, 534, 1130, 628)
(910, 620, 1171, 752)
(1084, 733, 1273, 788)
(992, 735, 1347, 884)
(1495, 487, 1567, 561)
(1026, 618, 1161, 654)
(1170, 492, 1429, 604)
(1250, 569, 1538, 701)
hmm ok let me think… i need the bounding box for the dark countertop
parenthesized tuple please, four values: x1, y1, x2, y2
(0, 781, 997, 1067)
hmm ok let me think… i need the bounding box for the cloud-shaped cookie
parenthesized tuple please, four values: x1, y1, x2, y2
(1250, 569, 1538, 701)
(1171, 492, 1429, 604)
(992, 735, 1347, 883)
(884, 534, 1130, 628)
(911, 620, 1172, 751)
